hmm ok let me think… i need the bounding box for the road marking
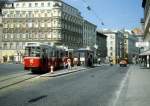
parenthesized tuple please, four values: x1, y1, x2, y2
(112, 66, 131, 106)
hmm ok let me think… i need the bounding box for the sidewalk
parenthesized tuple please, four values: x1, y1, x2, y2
(116, 65, 150, 106)
(41, 64, 106, 77)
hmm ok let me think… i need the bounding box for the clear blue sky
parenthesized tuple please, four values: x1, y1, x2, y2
(64, 0, 143, 30)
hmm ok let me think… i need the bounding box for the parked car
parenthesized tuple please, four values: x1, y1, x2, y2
(119, 59, 127, 67)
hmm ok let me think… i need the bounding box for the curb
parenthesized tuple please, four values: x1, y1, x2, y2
(41, 64, 105, 77)
(40, 68, 87, 77)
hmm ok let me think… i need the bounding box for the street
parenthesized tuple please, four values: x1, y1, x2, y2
(0, 0, 148, 106)
(0, 64, 129, 106)
(0, 64, 24, 76)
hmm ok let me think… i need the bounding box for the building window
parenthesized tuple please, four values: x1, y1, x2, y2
(110, 52, 113, 56)
(48, 2, 50, 6)
(47, 32, 51, 38)
(41, 12, 45, 17)
(42, 33, 45, 39)
(29, 3, 32, 7)
(16, 34, 20, 39)
(16, 42, 19, 49)
(41, 22, 45, 27)
(28, 11, 32, 17)
(47, 21, 51, 27)
(16, 3, 19, 7)
(22, 34, 26, 38)
(110, 47, 113, 50)
(41, 3, 44, 7)
(47, 11, 51, 17)
(34, 22, 39, 28)
(28, 19, 32, 28)
(4, 34, 8, 39)
(35, 3, 38, 7)
(22, 3, 25, 7)
(3, 43, 7, 49)
(10, 34, 13, 39)
(22, 42, 25, 49)
(110, 41, 113, 44)
(35, 33, 39, 38)
(10, 43, 13, 49)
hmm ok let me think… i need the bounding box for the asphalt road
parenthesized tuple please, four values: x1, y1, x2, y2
(0, 64, 24, 76)
(0, 65, 129, 106)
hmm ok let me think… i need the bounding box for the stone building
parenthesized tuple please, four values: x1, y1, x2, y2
(142, 0, 150, 42)
(103, 29, 124, 64)
(1, 0, 83, 62)
(123, 30, 138, 63)
(82, 20, 97, 49)
(96, 31, 107, 62)
(0, 15, 2, 63)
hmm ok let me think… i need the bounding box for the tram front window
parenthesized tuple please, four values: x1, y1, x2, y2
(25, 47, 40, 57)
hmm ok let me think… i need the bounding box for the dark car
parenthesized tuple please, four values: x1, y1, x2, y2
(119, 59, 127, 67)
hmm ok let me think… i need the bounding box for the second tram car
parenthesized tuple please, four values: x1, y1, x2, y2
(23, 42, 65, 73)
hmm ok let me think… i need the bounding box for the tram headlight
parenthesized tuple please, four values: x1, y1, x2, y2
(30, 59, 34, 64)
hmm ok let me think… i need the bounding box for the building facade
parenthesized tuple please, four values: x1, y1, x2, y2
(103, 30, 124, 64)
(82, 20, 96, 49)
(96, 31, 107, 62)
(0, 15, 2, 63)
(115, 31, 124, 63)
(1, 0, 83, 62)
(142, 0, 150, 42)
(0, 0, 9, 14)
(123, 31, 139, 63)
(132, 28, 144, 54)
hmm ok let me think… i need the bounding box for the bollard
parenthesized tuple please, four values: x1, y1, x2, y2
(50, 66, 54, 73)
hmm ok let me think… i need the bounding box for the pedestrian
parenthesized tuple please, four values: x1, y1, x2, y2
(63, 56, 67, 69)
(73, 57, 78, 68)
(98, 58, 101, 64)
(67, 58, 72, 70)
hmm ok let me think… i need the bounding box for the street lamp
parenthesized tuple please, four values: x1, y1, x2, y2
(120, 42, 123, 59)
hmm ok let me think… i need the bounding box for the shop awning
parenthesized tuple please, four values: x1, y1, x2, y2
(140, 50, 150, 56)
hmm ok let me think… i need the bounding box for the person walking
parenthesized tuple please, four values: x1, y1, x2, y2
(98, 58, 101, 64)
(67, 58, 72, 70)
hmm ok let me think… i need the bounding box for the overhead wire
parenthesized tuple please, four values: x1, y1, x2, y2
(81, 0, 105, 26)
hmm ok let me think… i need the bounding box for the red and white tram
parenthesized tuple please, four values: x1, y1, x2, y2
(23, 42, 66, 73)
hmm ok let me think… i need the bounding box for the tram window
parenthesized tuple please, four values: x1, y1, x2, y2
(25, 47, 31, 56)
(80, 52, 85, 57)
(49, 49, 53, 57)
(60, 51, 64, 58)
(52, 50, 55, 57)
(42, 48, 47, 58)
(35, 47, 40, 57)
(55, 50, 59, 57)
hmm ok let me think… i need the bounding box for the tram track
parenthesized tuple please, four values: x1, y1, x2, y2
(0, 72, 40, 90)
(0, 72, 31, 82)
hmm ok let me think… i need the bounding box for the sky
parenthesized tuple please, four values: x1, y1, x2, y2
(64, 0, 143, 30)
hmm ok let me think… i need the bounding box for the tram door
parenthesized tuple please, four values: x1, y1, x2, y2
(41, 48, 48, 71)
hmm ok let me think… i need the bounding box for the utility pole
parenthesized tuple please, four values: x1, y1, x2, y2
(120, 42, 123, 59)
